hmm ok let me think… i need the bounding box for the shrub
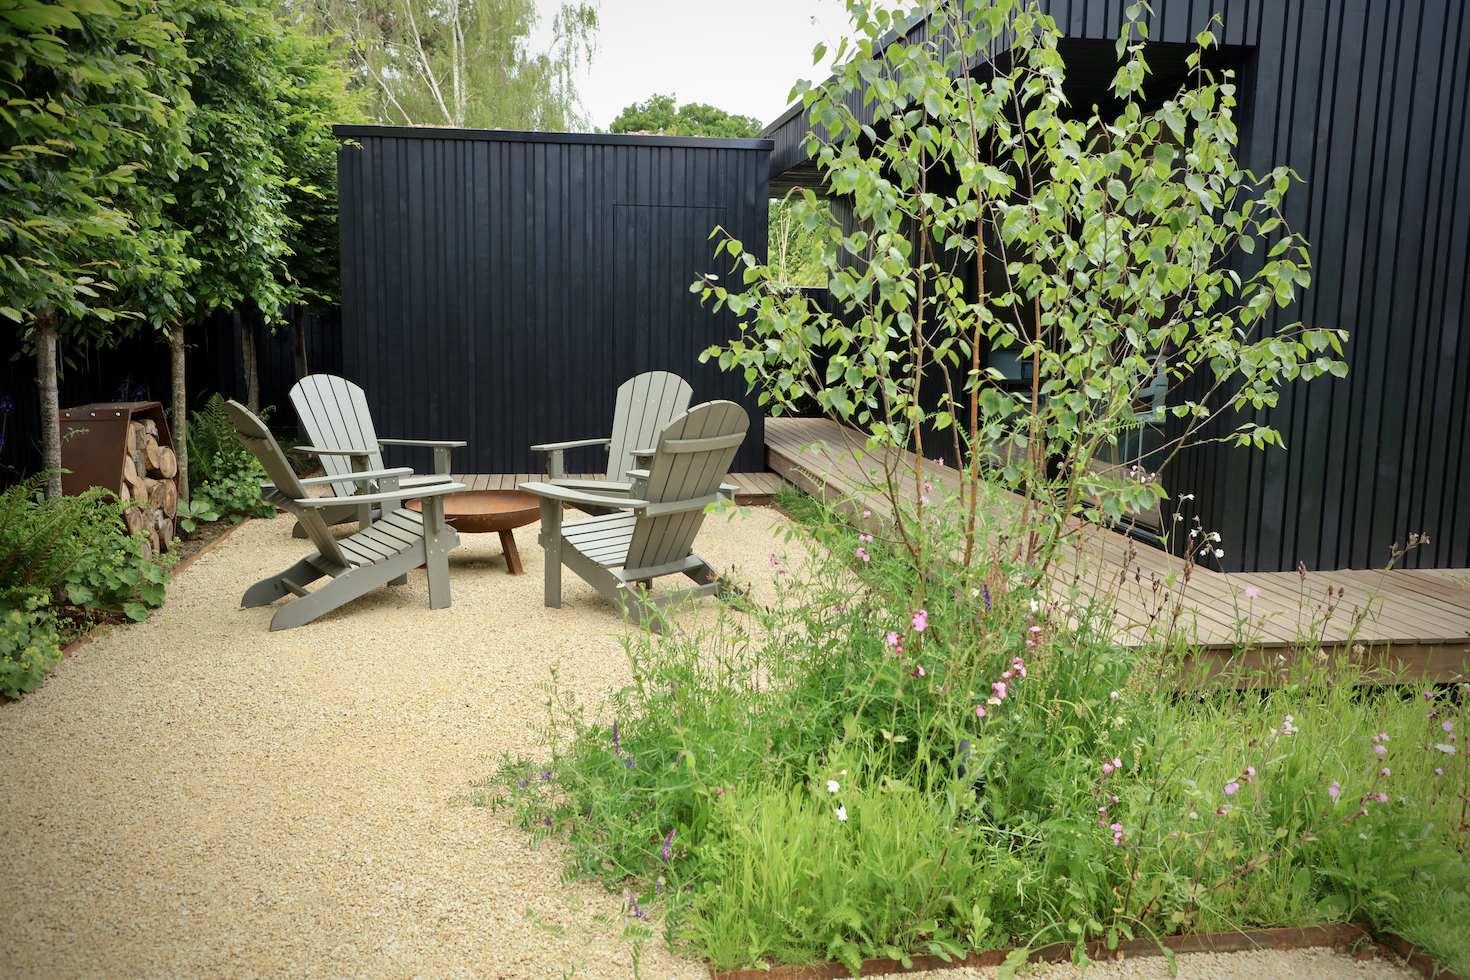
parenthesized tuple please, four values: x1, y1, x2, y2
(182, 395, 279, 526)
(0, 593, 63, 700)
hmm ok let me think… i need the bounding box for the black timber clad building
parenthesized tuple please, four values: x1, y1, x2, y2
(334, 126, 771, 476)
(761, 0, 1469, 574)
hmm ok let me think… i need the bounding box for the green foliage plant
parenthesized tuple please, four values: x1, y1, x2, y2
(609, 94, 763, 138)
(0, 592, 62, 699)
(0, 472, 174, 635)
(697, 0, 1347, 588)
(178, 394, 276, 525)
(485, 491, 1470, 975)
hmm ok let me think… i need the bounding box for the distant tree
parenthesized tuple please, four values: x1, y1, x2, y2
(610, 94, 763, 138)
(286, 0, 597, 131)
(769, 194, 831, 287)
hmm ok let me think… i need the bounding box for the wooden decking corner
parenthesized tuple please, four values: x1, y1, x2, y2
(763, 416, 1470, 686)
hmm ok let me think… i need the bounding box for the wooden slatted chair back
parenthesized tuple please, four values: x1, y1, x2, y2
(226, 399, 349, 568)
(625, 400, 748, 571)
(603, 372, 693, 482)
(290, 375, 385, 499)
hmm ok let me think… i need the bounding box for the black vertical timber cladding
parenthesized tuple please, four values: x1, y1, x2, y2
(334, 127, 770, 476)
(759, 0, 1470, 573)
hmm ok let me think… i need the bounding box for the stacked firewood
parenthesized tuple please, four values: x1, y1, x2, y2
(118, 418, 179, 557)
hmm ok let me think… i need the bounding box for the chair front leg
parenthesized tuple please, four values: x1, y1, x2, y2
(420, 494, 453, 609)
(539, 496, 563, 608)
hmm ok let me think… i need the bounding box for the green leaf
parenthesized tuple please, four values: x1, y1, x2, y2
(122, 602, 148, 622)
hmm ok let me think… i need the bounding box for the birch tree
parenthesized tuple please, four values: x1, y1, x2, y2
(289, 0, 598, 131)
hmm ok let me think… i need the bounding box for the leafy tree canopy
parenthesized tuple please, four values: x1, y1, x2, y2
(0, 0, 198, 337)
(610, 94, 763, 138)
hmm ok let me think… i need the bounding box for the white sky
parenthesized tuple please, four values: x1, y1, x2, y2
(532, 0, 849, 133)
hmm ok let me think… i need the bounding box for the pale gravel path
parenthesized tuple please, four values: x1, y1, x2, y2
(0, 508, 1422, 980)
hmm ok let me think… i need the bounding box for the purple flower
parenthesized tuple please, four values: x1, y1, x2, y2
(518, 779, 527, 788)
(544, 815, 553, 826)
(627, 892, 647, 918)
(982, 583, 991, 610)
(0, 395, 12, 411)
(626, 756, 634, 769)
(611, 720, 620, 752)
(660, 828, 676, 862)
(542, 771, 554, 781)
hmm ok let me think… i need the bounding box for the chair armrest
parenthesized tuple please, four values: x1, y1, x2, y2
(295, 444, 374, 457)
(376, 438, 467, 448)
(530, 438, 611, 453)
(637, 492, 726, 518)
(293, 482, 467, 509)
(519, 481, 650, 510)
(295, 467, 414, 487)
(552, 478, 633, 494)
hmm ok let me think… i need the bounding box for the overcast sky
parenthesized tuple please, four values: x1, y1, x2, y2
(533, 0, 849, 133)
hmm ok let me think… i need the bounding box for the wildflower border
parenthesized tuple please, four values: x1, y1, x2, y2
(708, 923, 1461, 980)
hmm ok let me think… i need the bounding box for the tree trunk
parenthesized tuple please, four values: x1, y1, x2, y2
(170, 321, 189, 502)
(36, 306, 62, 500)
(241, 307, 260, 413)
(290, 306, 309, 381)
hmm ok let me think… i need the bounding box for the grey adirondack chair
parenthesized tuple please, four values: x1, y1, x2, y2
(531, 371, 693, 500)
(289, 374, 466, 536)
(226, 400, 465, 631)
(520, 400, 749, 632)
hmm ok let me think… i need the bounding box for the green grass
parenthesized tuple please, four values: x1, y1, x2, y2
(481, 486, 1470, 976)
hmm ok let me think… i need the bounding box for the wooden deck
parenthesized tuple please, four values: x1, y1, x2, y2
(450, 472, 786, 506)
(764, 416, 1470, 685)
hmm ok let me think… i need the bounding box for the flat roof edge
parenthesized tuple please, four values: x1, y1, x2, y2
(333, 124, 773, 151)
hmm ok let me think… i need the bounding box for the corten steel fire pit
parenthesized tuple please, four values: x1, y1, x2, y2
(406, 490, 539, 574)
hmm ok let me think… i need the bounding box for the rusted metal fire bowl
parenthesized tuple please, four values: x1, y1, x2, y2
(406, 490, 540, 574)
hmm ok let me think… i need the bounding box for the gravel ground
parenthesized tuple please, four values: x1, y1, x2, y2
(0, 507, 1424, 980)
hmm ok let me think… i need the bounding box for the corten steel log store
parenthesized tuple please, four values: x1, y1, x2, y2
(761, 0, 1469, 574)
(333, 126, 771, 477)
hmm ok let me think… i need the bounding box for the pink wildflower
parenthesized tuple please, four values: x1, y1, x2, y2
(1374, 792, 1388, 803)
(1244, 585, 1261, 599)
(1374, 745, 1386, 756)
(1381, 768, 1391, 777)
(1224, 782, 1240, 796)
(991, 681, 1007, 701)
(975, 704, 986, 719)
(1444, 721, 1455, 732)
(1328, 782, 1341, 799)
(856, 546, 870, 562)
(912, 609, 928, 632)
